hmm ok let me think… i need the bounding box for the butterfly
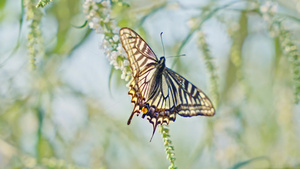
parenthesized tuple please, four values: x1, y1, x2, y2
(119, 27, 215, 141)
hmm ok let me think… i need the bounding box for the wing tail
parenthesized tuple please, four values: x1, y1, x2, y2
(149, 119, 158, 142)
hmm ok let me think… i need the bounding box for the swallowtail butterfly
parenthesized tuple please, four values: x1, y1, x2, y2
(119, 28, 215, 141)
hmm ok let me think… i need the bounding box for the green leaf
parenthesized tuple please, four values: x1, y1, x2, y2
(230, 156, 270, 169)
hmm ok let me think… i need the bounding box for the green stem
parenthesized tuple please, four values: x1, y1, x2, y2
(159, 125, 177, 169)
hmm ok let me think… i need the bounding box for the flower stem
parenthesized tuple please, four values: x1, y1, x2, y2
(159, 125, 177, 169)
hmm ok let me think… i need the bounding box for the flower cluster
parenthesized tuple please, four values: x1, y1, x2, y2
(260, 1, 278, 22)
(24, 0, 44, 69)
(197, 31, 219, 107)
(259, 1, 280, 37)
(277, 23, 300, 103)
(103, 34, 131, 81)
(83, 0, 131, 81)
(259, 1, 300, 103)
(36, 0, 53, 8)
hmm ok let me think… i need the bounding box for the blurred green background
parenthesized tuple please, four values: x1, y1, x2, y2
(0, 0, 300, 168)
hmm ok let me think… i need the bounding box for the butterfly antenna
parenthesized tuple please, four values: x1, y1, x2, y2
(160, 32, 165, 57)
(166, 54, 186, 58)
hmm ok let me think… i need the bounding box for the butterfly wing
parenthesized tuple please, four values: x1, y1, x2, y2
(119, 28, 160, 125)
(145, 67, 215, 118)
(119, 27, 158, 77)
(143, 67, 215, 140)
(164, 67, 215, 117)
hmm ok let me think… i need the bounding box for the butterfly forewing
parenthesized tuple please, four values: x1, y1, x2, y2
(119, 27, 215, 141)
(119, 28, 158, 77)
(164, 68, 215, 117)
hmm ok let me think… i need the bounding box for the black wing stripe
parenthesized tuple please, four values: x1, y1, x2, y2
(165, 69, 184, 105)
(136, 52, 144, 61)
(167, 75, 177, 108)
(190, 85, 195, 98)
(139, 56, 149, 67)
(141, 40, 147, 52)
(184, 79, 189, 91)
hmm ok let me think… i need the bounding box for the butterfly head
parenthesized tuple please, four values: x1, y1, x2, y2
(159, 56, 166, 65)
(156, 57, 166, 75)
(158, 57, 166, 72)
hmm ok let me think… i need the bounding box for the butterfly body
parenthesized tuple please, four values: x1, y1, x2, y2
(119, 28, 215, 140)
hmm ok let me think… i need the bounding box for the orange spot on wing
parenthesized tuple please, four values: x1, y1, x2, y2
(141, 107, 148, 114)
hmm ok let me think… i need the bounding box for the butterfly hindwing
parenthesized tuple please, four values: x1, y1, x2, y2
(143, 67, 215, 132)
